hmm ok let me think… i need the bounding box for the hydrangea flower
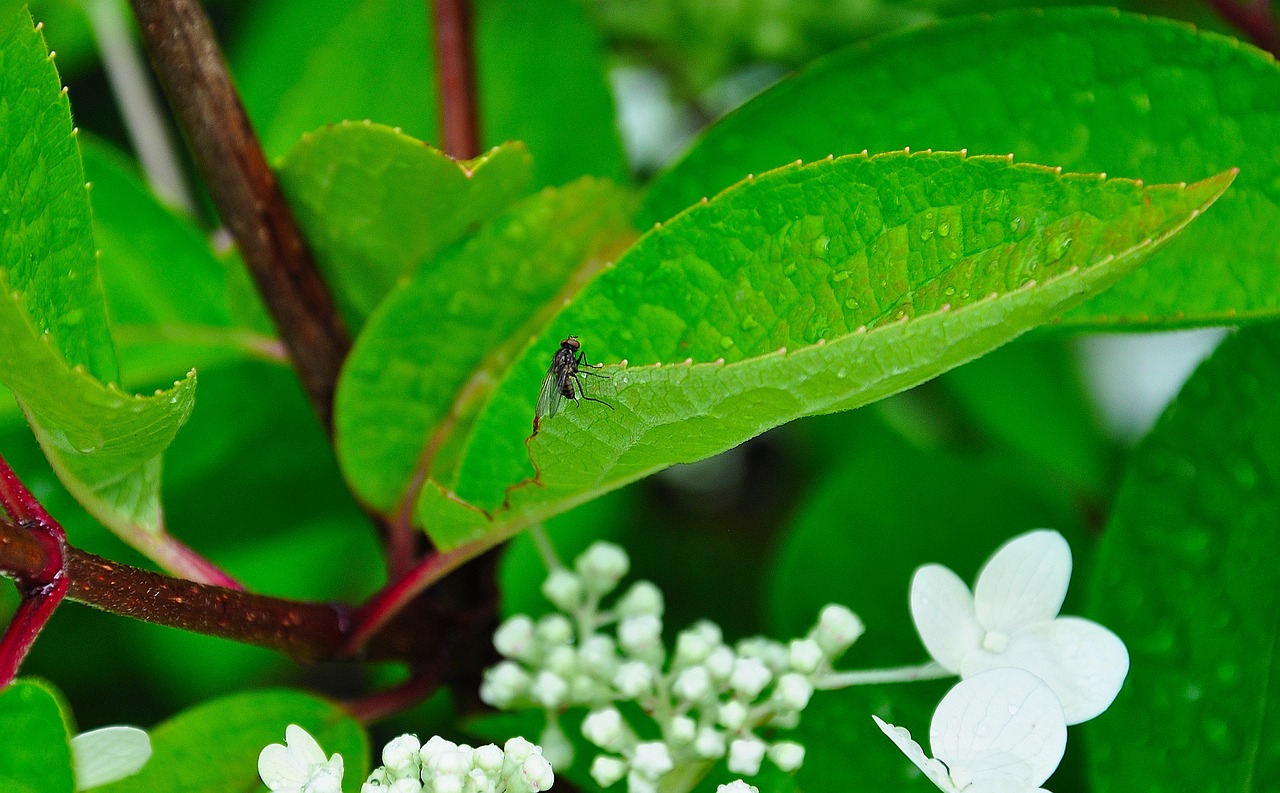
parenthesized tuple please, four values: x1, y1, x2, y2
(873, 668, 1067, 793)
(258, 725, 344, 793)
(910, 530, 1128, 724)
(70, 726, 152, 790)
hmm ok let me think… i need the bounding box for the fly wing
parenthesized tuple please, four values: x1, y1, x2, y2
(536, 365, 565, 419)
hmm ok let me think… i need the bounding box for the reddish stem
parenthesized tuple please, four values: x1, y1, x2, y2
(0, 455, 69, 685)
(345, 538, 487, 654)
(432, 0, 481, 159)
(344, 666, 447, 724)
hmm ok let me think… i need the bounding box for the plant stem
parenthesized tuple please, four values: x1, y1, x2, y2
(125, 0, 351, 433)
(1207, 0, 1279, 53)
(816, 660, 952, 689)
(431, 0, 481, 158)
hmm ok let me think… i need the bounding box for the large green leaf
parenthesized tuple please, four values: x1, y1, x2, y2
(0, 9, 195, 549)
(1085, 324, 1280, 792)
(410, 151, 1231, 548)
(96, 690, 367, 793)
(0, 8, 115, 383)
(278, 124, 535, 328)
(336, 177, 635, 513)
(0, 679, 74, 793)
(236, 0, 626, 188)
(643, 9, 1279, 329)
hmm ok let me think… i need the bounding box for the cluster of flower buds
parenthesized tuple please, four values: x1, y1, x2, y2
(480, 542, 866, 792)
(362, 736, 554, 793)
(258, 725, 553, 793)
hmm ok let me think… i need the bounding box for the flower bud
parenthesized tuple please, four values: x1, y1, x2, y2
(382, 734, 421, 778)
(503, 737, 537, 764)
(579, 635, 618, 675)
(673, 666, 712, 702)
(389, 772, 424, 793)
(626, 770, 659, 793)
(363, 768, 389, 790)
(674, 625, 716, 666)
(813, 604, 864, 658)
(590, 755, 628, 788)
(774, 673, 814, 711)
(494, 616, 537, 660)
(576, 542, 630, 594)
(616, 580, 664, 618)
(718, 700, 749, 731)
(518, 754, 555, 791)
(535, 614, 575, 647)
(618, 615, 663, 657)
(427, 776, 458, 793)
(531, 670, 569, 708)
(694, 726, 726, 758)
(613, 660, 655, 698)
(421, 736, 459, 762)
(768, 741, 806, 772)
(542, 569, 585, 612)
(718, 782, 759, 793)
(582, 707, 626, 751)
(730, 657, 772, 699)
(704, 646, 736, 682)
(669, 716, 697, 744)
(480, 661, 531, 708)
(631, 742, 673, 778)
(728, 737, 766, 776)
(736, 637, 788, 672)
(788, 639, 824, 675)
(545, 645, 578, 677)
(474, 744, 505, 773)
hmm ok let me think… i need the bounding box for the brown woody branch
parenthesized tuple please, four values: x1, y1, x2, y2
(126, 0, 350, 432)
(432, 0, 482, 159)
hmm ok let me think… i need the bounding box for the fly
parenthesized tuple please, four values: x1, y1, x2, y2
(535, 336, 613, 427)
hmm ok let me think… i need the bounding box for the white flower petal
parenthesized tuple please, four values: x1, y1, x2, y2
(929, 668, 1066, 789)
(961, 617, 1129, 725)
(871, 715, 957, 792)
(71, 726, 152, 789)
(259, 743, 310, 789)
(286, 724, 329, 767)
(973, 531, 1071, 633)
(911, 564, 984, 673)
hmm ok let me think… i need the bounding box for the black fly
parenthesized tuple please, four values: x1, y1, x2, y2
(535, 336, 612, 426)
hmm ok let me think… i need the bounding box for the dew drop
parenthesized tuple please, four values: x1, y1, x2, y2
(937, 220, 950, 237)
(740, 316, 759, 331)
(1007, 704, 1019, 715)
(919, 227, 934, 241)
(1010, 216, 1025, 233)
(831, 270, 851, 283)
(844, 299, 858, 310)
(1048, 235, 1073, 261)
(835, 368, 847, 379)
(943, 286, 956, 297)
(783, 263, 798, 277)
(720, 336, 734, 350)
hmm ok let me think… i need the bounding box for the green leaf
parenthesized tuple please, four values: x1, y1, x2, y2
(0, 678, 75, 793)
(643, 9, 1280, 329)
(1085, 324, 1280, 791)
(768, 437, 1091, 792)
(414, 152, 1230, 549)
(0, 8, 115, 383)
(476, 0, 628, 187)
(336, 177, 635, 512)
(237, 0, 627, 188)
(0, 9, 195, 547)
(278, 123, 535, 328)
(81, 136, 264, 389)
(96, 690, 368, 793)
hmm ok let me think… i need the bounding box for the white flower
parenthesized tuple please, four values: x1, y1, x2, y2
(542, 569, 585, 611)
(773, 673, 814, 711)
(767, 741, 805, 772)
(582, 707, 627, 750)
(910, 529, 1129, 724)
(727, 737, 766, 776)
(873, 668, 1066, 793)
(258, 724, 344, 793)
(631, 741, 673, 778)
(71, 726, 152, 789)
(576, 541, 630, 593)
(729, 657, 772, 699)
(812, 604, 863, 658)
(616, 580, 664, 618)
(591, 755, 628, 787)
(717, 782, 759, 793)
